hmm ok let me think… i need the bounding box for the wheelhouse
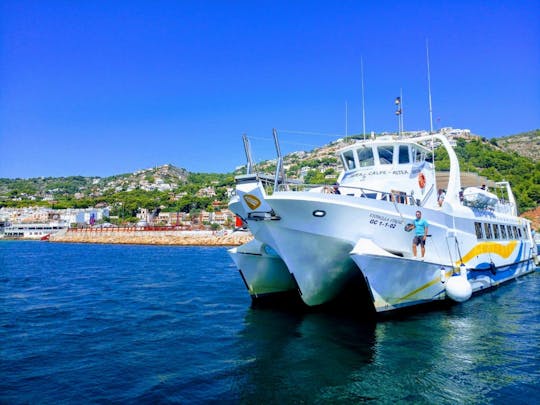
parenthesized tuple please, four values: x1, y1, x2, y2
(338, 138, 432, 171)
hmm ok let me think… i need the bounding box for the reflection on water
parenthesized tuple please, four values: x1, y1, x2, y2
(234, 271, 539, 403)
(237, 309, 377, 403)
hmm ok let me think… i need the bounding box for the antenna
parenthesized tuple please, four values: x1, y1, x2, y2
(395, 95, 402, 137)
(426, 39, 434, 133)
(361, 57, 366, 140)
(345, 100, 348, 138)
(400, 88, 404, 135)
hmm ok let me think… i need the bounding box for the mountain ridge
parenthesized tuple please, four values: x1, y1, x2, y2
(1, 130, 538, 215)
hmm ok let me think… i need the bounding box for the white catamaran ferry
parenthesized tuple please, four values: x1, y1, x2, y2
(228, 131, 537, 313)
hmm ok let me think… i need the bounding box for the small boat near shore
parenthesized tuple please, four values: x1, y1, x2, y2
(228, 130, 537, 314)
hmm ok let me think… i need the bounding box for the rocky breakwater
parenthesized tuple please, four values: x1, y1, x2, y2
(50, 228, 253, 246)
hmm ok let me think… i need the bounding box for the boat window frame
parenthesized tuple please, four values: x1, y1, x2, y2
(500, 224, 507, 239)
(484, 223, 493, 240)
(341, 150, 357, 170)
(356, 146, 375, 168)
(377, 145, 394, 165)
(474, 222, 483, 239)
(398, 145, 410, 164)
(493, 224, 500, 239)
(506, 225, 513, 239)
(411, 146, 425, 163)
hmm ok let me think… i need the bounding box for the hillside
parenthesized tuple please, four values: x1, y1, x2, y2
(494, 129, 540, 161)
(1, 131, 539, 218)
(0, 164, 189, 200)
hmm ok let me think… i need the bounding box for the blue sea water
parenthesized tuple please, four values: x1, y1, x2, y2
(1, 241, 539, 404)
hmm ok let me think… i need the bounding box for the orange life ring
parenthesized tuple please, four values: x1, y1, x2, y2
(418, 172, 426, 189)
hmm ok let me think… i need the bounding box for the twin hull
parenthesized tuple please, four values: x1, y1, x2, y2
(231, 185, 536, 311)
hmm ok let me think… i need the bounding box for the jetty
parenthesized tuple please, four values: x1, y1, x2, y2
(49, 226, 253, 246)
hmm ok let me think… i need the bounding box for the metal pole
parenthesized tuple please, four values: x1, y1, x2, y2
(395, 96, 402, 136)
(400, 88, 404, 135)
(426, 39, 434, 133)
(242, 133, 253, 174)
(272, 128, 285, 192)
(361, 57, 366, 140)
(345, 100, 348, 138)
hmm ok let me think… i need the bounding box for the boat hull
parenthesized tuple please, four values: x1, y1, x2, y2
(228, 239, 297, 299)
(351, 238, 536, 313)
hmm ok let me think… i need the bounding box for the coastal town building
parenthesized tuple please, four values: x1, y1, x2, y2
(1, 206, 236, 230)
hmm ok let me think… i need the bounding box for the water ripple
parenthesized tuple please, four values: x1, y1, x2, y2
(0, 242, 538, 403)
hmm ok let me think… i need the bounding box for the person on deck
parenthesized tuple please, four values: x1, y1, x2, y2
(437, 188, 446, 206)
(411, 210, 429, 259)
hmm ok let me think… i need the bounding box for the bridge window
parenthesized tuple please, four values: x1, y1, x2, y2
(513, 226, 519, 239)
(378, 146, 394, 165)
(411, 146, 424, 163)
(356, 147, 374, 167)
(398, 145, 410, 164)
(342, 150, 356, 170)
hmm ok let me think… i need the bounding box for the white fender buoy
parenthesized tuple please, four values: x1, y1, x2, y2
(445, 265, 472, 303)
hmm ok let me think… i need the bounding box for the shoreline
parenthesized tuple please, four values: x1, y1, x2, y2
(47, 229, 254, 246)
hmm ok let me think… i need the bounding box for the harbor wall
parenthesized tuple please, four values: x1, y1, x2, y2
(49, 228, 253, 246)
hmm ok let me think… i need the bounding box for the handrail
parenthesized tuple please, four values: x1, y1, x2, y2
(276, 183, 419, 206)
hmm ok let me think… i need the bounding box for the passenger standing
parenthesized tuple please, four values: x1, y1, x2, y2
(411, 210, 429, 259)
(437, 189, 446, 206)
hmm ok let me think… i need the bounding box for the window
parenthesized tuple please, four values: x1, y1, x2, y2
(391, 190, 407, 204)
(474, 222, 483, 239)
(356, 147, 374, 167)
(342, 150, 356, 170)
(507, 225, 513, 239)
(484, 223, 493, 239)
(493, 224, 500, 239)
(398, 145, 410, 164)
(378, 146, 394, 165)
(513, 226, 519, 239)
(516, 227, 522, 238)
(411, 146, 424, 163)
(500, 224, 507, 239)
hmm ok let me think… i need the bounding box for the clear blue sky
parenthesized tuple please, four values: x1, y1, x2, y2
(1, 1, 539, 179)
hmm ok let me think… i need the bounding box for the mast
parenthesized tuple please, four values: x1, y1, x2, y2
(361, 57, 366, 140)
(426, 39, 434, 133)
(345, 100, 348, 138)
(395, 95, 402, 137)
(242, 133, 253, 174)
(400, 88, 404, 135)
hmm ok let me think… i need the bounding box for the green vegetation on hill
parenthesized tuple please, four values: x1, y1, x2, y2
(1, 131, 538, 216)
(435, 138, 540, 211)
